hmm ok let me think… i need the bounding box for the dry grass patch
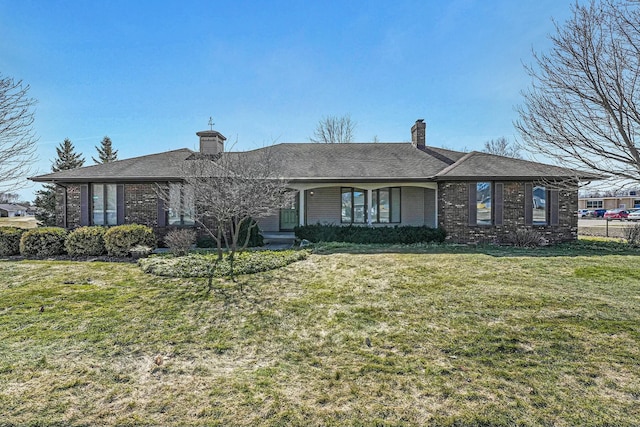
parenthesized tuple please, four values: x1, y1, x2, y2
(0, 216, 37, 229)
(0, 246, 639, 426)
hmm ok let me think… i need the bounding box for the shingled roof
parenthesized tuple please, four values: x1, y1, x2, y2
(30, 142, 594, 183)
(433, 151, 596, 180)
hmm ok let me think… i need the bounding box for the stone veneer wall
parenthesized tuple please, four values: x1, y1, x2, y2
(437, 181, 578, 244)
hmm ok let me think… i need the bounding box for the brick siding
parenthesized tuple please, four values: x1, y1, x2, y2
(55, 180, 579, 245)
(438, 181, 578, 244)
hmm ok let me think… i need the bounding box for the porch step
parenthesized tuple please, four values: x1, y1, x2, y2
(262, 232, 296, 248)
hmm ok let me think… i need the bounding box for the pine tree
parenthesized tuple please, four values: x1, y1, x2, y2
(35, 138, 85, 225)
(34, 186, 56, 226)
(53, 138, 85, 171)
(93, 136, 118, 164)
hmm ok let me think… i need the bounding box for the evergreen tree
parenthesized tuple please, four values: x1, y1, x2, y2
(93, 136, 118, 164)
(53, 138, 85, 171)
(35, 138, 85, 225)
(34, 186, 56, 226)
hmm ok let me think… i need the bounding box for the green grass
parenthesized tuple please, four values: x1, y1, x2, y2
(1, 242, 640, 426)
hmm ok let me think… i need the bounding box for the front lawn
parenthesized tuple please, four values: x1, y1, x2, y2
(1, 243, 639, 426)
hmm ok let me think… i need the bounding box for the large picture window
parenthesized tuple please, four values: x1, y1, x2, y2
(92, 183, 117, 225)
(586, 200, 603, 209)
(168, 183, 195, 226)
(341, 187, 401, 224)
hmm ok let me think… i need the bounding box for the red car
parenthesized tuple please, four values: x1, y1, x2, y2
(603, 209, 629, 220)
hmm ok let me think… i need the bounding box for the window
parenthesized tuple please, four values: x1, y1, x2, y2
(586, 200, 603, 209)
(341, 187, 402, 224)
(525, 184, 559, 226)
(476, 182, 492, 225)
(341, 187, 367, 223)
(469, 182, 503, 226)
(532, 186, 547, 225)
(168, 183, 195, 225)
(92, 184, 117, 225)
(371, 187, 401, 223)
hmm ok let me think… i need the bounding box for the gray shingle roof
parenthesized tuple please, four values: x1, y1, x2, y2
(30, 143, 594, 183)
(434, 151, 598, 180)
(31, 149, 193, 182)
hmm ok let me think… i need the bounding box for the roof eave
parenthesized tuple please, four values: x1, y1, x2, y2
(29, 176, 187, 183)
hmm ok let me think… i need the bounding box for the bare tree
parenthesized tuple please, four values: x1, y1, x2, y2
(310, 114, 356, 143)
(0, 192, 20, 204)
(482, 137, 521, 158)
(515, 1, 640, 183)
(0, 75, 37, 192)
(159, 148, 294, 278)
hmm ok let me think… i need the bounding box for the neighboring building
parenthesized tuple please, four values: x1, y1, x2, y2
(0, 204, 27, 218)
(30, 120, 596, 244)
(578, 192, 640, 211)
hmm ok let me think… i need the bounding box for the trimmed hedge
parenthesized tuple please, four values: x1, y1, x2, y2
(20, 227, 68, 256)
(104, 224, 157, 257)
(294, 224, 446, 244)
(65, 226, 107, 256)
(0, 227, 26, 256)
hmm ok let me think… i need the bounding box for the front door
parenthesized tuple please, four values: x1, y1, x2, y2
(279, 193, 299, 231)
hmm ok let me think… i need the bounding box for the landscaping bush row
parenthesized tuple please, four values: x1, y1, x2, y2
(294, 224, 447, 244)
(138, 249, 309, 278)
(0, 224, 157, 257)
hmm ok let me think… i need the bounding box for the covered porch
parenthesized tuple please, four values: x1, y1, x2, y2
(257, 182, 438, 233)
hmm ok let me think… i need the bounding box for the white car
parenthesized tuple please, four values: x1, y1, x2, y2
(628, 209, 640, 221)
(578, 209, 591, 218)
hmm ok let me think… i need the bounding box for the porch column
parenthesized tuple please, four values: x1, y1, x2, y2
(367, 188, 373, 226)
(434, 186, 439, 228)
(299, 190, 305, 226)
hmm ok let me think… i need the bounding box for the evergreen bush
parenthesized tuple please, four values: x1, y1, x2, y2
(104, 224, 157, 257)
(65, 226, 107, 256)
(294, 224, 446, 244)
(19, 227, 68, 256)
(0, 227, 26, 256)
(237, 218, 264, 247)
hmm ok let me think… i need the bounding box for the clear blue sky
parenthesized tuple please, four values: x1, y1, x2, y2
(0, 0, 577, 200)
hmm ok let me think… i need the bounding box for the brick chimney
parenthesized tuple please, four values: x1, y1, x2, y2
(411, 119, 426, 149)
(196, 130, 226, 155)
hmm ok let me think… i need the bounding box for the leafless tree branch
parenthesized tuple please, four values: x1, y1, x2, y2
(516, 0, 640, 184)
(0, 75, 38, 192)
(310, 114, 356, 143)
(158, 147, 294, 269)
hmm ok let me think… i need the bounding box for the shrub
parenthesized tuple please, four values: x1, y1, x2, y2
(0, 227, 26, 256)
(506, 229, 545, 248)
(20, 227, 68, 256)
(237, 218, 264, 247)
(294, 224, 446, 244)
(139, 249, 309, 278)
(196, 235, 216, 248)
(65, 226, 106, 256)
(164, 228, 196, 256)
(104, 224, 157, 257)
(624, 222, 640, 247)
(194, 219, 263, 249)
